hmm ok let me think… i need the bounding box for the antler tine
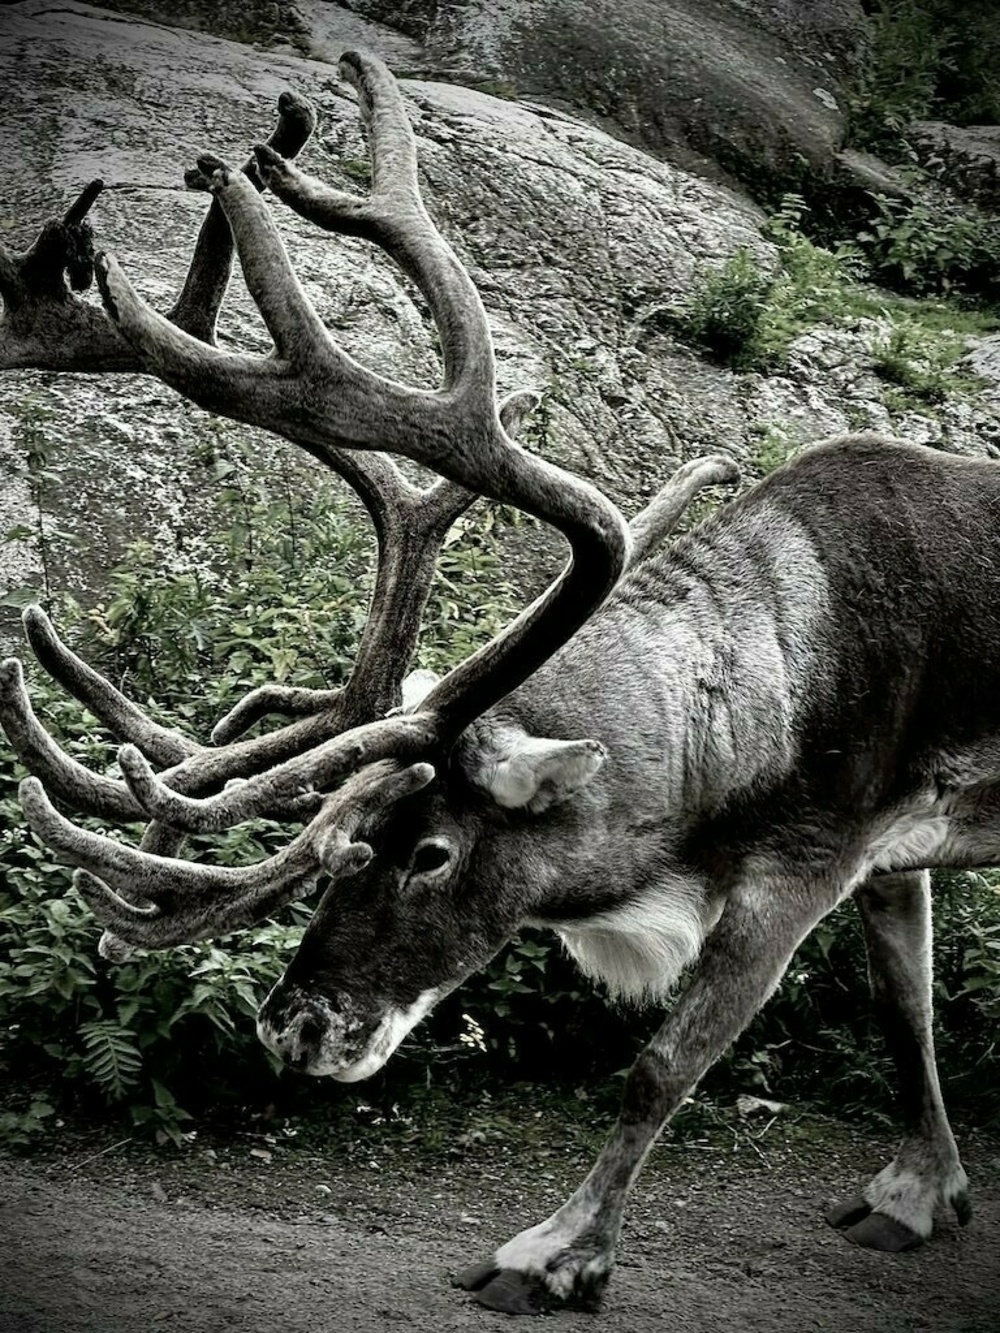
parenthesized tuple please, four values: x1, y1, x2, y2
(98, 52, 485, 407)
(628, 455, 740, 567)
(0, 93, 316, 371)
(0, 658, 145, 820)
(62, 180, 105, 229)
(10, 583, 440, 801)
(4, 616, 352, 825)
(97, 820, 196, 962)
(116, 712, 436, 832)
(169, 90, 317, 343)
(253, 52, 493, 394)
(209, 683, 344, 746)
(332, 392, 534, 723)
(22, 605, 198, 767)
(76, 864, 322, 950)
(20, 759, 434, 948)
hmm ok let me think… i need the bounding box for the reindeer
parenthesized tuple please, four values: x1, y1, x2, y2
(0, 51, 983, 1315)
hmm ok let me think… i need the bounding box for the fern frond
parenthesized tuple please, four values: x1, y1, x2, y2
(78, 1019, 143, 1100)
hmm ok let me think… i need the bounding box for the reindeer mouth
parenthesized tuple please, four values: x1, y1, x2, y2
(256, 983, 442, 1081)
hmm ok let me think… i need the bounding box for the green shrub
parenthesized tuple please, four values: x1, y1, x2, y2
(933, 871, 1000, 1103)
(750, 424, 798, 475)
(717, 871, 1000, 1124)
(661, 193, 996, 392)
(69, 447, 373, 722)
(856, 194, 1000, 298)
(0, 715, 308, 1143)
(934, 4, 1000, 124)
(867, 320, 984, 406)
(661, 248, 776, 369)
(849, 2, 1000, 155)
(849, 0, 943, 155)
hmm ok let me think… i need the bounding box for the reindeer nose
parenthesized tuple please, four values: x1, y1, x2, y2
(256, 990, 331, 1072)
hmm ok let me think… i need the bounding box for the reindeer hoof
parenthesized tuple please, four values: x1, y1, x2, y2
(952, 1189, 973, 1227)
(453, 1260, 498, 1291)
(475, 1270, 550, 1315)
(454, 1259, 607, 1314)
(454, 1263, 547, 1314)
(827, 1196, 922, 1250)
(844, 1212, 923, 1252)
(825, 1195, 871, 1230)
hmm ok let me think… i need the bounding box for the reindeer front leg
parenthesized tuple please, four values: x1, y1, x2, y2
(827, 870, 970, 1250)
(457, 878, 842, 1314)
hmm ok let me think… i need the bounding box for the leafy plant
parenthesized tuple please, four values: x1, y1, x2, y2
(849, 0, 1000, 154)
(934, 870, 1000, 1100)
(934, 2, 1000, 124)
(0, 1097, 56, 1150)
(77, 1019, 143, 1101)
(659, 248, 776, 369)
(660, 195, 871, 374)
(0, 749, 304, 1144)
(750, 424, 797, 475)
(659, 192, 996, 402)
(417, 507, 523, 672)
(870, 326, 944, 404)
(71, 451, 372, 725)
(337, 157, 372, 186)
(848, 0, 944, 156)
(856, 194, 1000, 298)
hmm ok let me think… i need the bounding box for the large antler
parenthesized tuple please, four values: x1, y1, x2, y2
(92, 51, 632, 743)
(2, 52, 736, 952)
(0, 92, 317, 370)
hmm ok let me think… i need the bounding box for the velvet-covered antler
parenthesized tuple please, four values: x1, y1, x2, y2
(2, 53, 734, 952)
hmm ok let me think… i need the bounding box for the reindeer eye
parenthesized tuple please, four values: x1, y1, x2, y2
(410, 840, 452, 877)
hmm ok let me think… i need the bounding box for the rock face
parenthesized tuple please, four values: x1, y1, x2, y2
(78, 1, 869, 193)
(312, 0, 866, 196)
(77, 0, 313, 51)
(909, 121, 1000, 212)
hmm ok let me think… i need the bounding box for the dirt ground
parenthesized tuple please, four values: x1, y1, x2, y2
(0, 1112, 998, 1333)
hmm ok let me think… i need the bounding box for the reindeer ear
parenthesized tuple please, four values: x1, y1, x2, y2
(401, 668, 441, 712)
(475, 732, 607, 814)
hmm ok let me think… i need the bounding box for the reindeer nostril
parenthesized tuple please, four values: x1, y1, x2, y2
(296, 1010, 326, 1052)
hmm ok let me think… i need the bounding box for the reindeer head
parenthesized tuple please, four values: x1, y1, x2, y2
(0, 52, 736, 1082)
(254, 691, 612, 1080)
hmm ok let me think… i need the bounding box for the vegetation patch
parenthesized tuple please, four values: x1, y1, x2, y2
(654, 193, 997, 428)
(3, 422, 1000, 1150)
(655, 248, 777, 371)
(856, 192, 1000, 300)
(850, 0, 1000, 155)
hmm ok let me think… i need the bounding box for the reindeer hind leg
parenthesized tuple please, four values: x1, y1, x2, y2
(827, 870, 970, 1251)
